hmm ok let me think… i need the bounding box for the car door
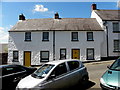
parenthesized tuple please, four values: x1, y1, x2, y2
(43, 62, 69, 89)
(12, 66, 26, 84)
(66, 61, 82, 86)
(2, 66, 16, 89)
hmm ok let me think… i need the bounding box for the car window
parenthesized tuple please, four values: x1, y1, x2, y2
(67, 61, 80, 71)
(32, 64, 55, 79)
(110, 60, 120, 71)
(51, 63, 67, 77)
(2, 67, 15, 76)
(13, 66, 26, 73)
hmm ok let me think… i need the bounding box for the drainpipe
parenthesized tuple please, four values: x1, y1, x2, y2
(103, 21, 109, 58)
(53, 31, 55, 60)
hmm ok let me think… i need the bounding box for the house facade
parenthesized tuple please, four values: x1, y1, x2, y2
(8, 4, 120, 66)
(91, 4, 120, 59)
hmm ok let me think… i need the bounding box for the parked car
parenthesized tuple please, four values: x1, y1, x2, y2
(100, 57, 120, 90)
(16, 59, 89, 90)
(0, 64, 37, 90)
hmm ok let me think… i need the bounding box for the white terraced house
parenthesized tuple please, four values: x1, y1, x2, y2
(8, 4, 120, 66)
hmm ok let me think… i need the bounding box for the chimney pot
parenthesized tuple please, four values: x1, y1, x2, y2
(19, 13, 25, 20)
(54, 12, 59, 19)
(91, 4, 97, 10)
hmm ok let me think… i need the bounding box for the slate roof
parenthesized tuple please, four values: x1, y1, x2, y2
(9, 18, 103, 32)
(95, 10, 120, 21)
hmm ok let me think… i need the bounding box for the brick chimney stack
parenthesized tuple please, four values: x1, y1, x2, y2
(54, 12, 59, 19)
(91, 4, 97, 10)
(19, 13, 25, 21)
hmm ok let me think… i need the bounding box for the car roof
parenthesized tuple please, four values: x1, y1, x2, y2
(45, 59, 82, 66)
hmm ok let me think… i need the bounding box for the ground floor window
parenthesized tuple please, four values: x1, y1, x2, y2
(13, 51, 19, 62)
(114, 40, 120, 52)
(87, 48, 94, 60)
(60, 49, 66, 60)
(40, 51, 49, 62)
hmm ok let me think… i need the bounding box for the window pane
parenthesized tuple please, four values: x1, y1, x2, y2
(72, 32, 78, 41)
(67, 61, 79, 71)
(42, 52, 49, 58)
(41, 51, 49, 62)
(87, 49, 94, 60)
(25, 32, 31, 41)
(113, 23, 119, 31)
(87, 32, 93, 41)
(114, 40, 120, 51)
(60, 49, 66, 60)
(53, 63, 67, 76)
(13, 51, 18, 62)
(43, 32, 49, 40)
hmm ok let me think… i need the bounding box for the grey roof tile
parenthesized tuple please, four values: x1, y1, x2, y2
(95, 10, 120, 20)
(9, 18, 103, 32)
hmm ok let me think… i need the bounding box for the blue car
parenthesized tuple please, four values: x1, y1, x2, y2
(100, 57, 120, 90)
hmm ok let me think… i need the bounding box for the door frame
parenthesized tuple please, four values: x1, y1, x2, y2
(71, 49, 80, 59)
(24, 51, 31, 66)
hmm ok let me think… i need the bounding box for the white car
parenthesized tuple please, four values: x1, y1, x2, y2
(16, 59, 89, 90)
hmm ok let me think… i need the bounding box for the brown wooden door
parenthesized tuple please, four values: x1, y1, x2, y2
(24, 51, 31, 67)
(72, 49, 80, 59)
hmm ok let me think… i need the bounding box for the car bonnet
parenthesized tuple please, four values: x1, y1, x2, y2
(17, 75, 44, 88)
(103, 70, 120, 87)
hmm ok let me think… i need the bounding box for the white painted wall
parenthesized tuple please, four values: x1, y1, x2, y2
(107, 21, 120, 57)
(8, 32, 53, 65)
(55, 31, 104, 61)
(8, 30, 104, 65)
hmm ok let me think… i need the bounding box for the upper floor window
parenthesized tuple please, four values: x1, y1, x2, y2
(87, 32, 94, 41)
(42, 32, 49, 41)
(71, 32, 78, 41)
(25, 32, 31, 41)
(13, 51, 19, 62)
(114, 40, 120, 52)
(113, 22, 119, 32)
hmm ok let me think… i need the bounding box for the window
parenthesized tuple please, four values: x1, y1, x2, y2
(25, 32, 31, 41)
(87, 32, 94, 41)
(87, 48, 94, 60)
(51, 63, 67, 77)
(60, 49, 66, 60)
(42, 32, 49, 41)
(113, 22, 119, 32)
(2, 67, 15, 76)
(13, 51, 19, 62)
(71, 32, 78, 41)
(40, 51, 49, 62)
(67, 61, 79, 71)
(114, 40, 120, 52)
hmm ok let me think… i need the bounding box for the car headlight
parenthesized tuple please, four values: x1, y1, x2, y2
(100, 78, 108, 86)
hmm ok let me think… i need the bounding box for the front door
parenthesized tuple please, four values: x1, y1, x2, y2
(72, 49, 80, 59)
(24, 51, 31, 67)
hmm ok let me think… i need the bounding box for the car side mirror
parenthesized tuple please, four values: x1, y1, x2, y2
(107, 65, 110, 69)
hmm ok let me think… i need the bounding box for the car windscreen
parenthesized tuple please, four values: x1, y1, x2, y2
(110, 59, 120, 71)
(32, 64, 55, 79)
